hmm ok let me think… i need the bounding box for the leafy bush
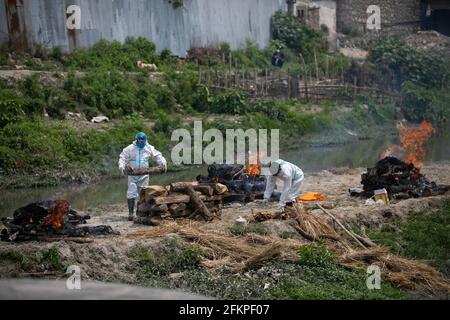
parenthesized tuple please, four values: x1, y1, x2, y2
(369, 37, 450, 89)
(64, 37, 159, 71)
(154, 113, 182, 137)
(0, 97, 26, 128)
(210, 88, 247, 114)
(271, 11, 325, 61)
(0, 116, 170, 177)
(401, 81, 450, 123)
(50, 46, 63, 61)
(298, 243, 337, 268)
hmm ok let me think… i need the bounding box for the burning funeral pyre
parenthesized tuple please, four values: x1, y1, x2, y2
(354, 156, 450, 199)
(134, 164, 267, 226)
(351, 121, 449, 200)
(1, 200, 119, 242)
(197, 164, 266, 198)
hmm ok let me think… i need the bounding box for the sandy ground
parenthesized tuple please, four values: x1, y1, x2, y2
(1, 162, 449, 283)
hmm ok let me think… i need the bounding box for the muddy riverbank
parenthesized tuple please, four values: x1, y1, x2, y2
(1, 163, 449, 299)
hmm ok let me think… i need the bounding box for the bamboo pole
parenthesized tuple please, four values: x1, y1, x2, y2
(316, 204, 366, 249)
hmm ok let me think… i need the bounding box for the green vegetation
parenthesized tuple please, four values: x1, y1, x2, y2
(64, 37, 159, 71)
(0, 116, 171, 188)
(368, 37, 450, 123)
(130, 241, 405, 299)
(0, 21, 448, 188)
(369, 200, 450, 276)
(271, 11, 325, 62)
(130, 238, 203, 287)
(0, 246, 66, 273)
(229, 222, 269, 236)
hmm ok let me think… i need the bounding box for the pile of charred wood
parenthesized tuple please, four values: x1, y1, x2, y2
(352, 157, 449, 199)
(197, 164, 266, 196)
(134, 182, 229, 225)
(1, 200, 119, 242)
(135, 164, 268, 226)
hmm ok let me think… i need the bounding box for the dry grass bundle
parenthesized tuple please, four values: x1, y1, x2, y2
(242, 242, 284, 271)
(178, 228, 259, 261)
(340, 247, 450, 296)
(288, 203, 340, 241)
(177, 227, 304, 271)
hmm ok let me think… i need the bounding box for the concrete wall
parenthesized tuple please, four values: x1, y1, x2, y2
(336, 0, 422, 35)
(0, 0, 286, 56)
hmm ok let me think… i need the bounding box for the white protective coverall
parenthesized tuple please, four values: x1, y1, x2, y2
(118, 142, 167, 199)
(264, 160, 304, 206)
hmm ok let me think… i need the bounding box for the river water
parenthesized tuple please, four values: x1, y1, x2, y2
(1, 127, 449, 218)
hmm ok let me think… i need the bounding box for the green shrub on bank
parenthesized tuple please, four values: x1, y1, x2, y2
(64, 37, 159, 71)
(369, 37, 450, 89)
(401, 81, 450, 123)
(0, 116, 170, 176)
(270, 11, 325, 62)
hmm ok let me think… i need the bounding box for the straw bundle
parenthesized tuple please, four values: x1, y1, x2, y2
(340, 247, 450, 296)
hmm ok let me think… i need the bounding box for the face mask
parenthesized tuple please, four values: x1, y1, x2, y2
(136, 140, 146, 149)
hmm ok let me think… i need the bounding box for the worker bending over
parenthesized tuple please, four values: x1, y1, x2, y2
(263, 159, 304, 208)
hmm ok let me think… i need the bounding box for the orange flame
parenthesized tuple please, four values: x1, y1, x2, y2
(380, 121, 434, 168)
(43, 200, 69, 231)
(246, 151, 262, 177)
(399, 120, 434, 168)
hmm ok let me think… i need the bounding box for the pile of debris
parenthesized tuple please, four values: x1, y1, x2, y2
(352, 157, 449, 199)
(134, 164, 267, 226)
(134, 182, 230, 225)
(1, 200, 119, 242)
(197, 164, 266, 199)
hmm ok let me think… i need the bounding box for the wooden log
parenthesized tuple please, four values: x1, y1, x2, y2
(152, 194, 191, 205)
(140, 185, 168, 202)
(184, 185, 212, 221)
(170, 182, 213, 196)
(152, 193, 224, 205)
(169, 203, 187, 215)
(125, 165, 165, 176)
(137, 204, 168, 216)
(170, 182, 198, 190)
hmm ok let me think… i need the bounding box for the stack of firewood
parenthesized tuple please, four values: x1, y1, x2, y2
(134, 182, 229, 226)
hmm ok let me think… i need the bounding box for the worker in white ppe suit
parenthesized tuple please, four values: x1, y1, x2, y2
(119, 132, 167, 220)
(263, 159, 304, 208)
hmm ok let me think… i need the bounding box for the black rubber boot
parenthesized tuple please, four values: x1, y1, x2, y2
(127, 198, 135, 221)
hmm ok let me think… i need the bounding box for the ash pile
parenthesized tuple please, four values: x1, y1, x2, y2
(1, 200, 119, 242)
(135, 164, 267, 226)
(351, 157, 449, 200)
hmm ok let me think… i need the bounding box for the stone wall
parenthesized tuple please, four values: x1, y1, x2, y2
(336, 0, 422, 35)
